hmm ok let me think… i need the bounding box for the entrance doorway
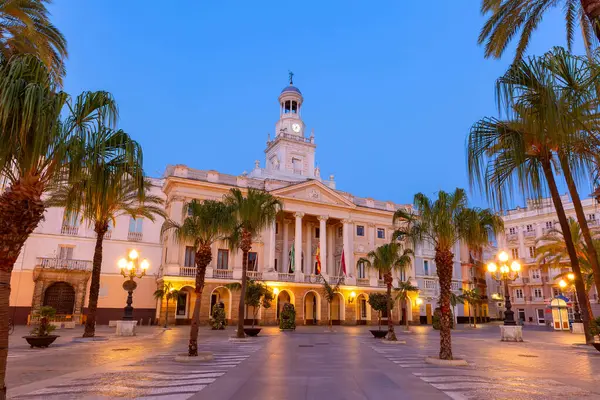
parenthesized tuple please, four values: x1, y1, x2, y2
(43, 282, 75, 315)
(536, 308, 545, 325)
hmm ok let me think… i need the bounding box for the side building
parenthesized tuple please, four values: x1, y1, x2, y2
(492, 195, 600, 328)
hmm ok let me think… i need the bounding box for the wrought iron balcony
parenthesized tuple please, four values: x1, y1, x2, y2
(127, 231, 143, 242)
(37, 257, 92, 271)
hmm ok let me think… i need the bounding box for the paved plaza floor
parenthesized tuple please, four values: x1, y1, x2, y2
(5, 323, 600, 399)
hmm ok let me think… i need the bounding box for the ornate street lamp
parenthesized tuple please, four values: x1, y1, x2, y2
(118, 249, 149, 320)
(559, 272, 582, 323)
(486, 250, 521, 326)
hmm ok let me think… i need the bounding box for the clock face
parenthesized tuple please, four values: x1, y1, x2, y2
(292, 123, 301, 133)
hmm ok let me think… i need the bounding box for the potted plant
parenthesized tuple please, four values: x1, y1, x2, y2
(279, 303, 296, 331)
(226, 280, 274, 336)
(589, 317, 600, 351)
(23, 306, 60, 348)
(210, 302, 227, 330)
(368, 293, 391, 338)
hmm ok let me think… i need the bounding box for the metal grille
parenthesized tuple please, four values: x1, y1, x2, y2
(43, 282, 75, 314)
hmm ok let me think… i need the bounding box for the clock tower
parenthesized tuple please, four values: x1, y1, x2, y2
(264, 74, 316, 179)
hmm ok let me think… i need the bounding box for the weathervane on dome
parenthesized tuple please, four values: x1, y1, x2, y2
(288, 70, 294, 85)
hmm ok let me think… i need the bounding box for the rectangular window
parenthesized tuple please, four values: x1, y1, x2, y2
(275, 223, 279, 235)
(58, 245, 74, 260)
(338, 226, 343, 238)
(399, 269, 406, 282)
(292, 157, 302, 175)
(357, 261, 366, 279)
(217, 249, 229, 269)
(553, 287, 560, 297)
(531, 269, 540, 279)
(63, 211, 79, 227)
(534, 288, 543, 298)
(588, 214, 596, 221)
(515, 289, 524, 299)
(129, 217, 143, 233)
(511, 248, 519, 259)
(176, 292, 187, 316)
(526, 224, 533, 232)
(423, 260, 429, 276)
(377, 228, 385, 239)
(315, 227, 320, 239)
(518, 309, 526, 322)
(509, 227, 516, 235)
(356, 225, 365, 236)
(545, 221, 553, 229)
(184, 246, 195, 267)
(529, 246, 536, 258)
(360, 298, 367, 319)
(248, 252, 258, 271)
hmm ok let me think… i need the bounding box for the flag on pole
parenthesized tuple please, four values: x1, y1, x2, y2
(289, 243, 295, 273)
(315, 244, 322, 275)
(341, 248, 347, 276)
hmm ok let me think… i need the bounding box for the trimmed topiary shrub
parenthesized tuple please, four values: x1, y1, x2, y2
(211, 302, 227, 330)
(279, 303, 296, 330)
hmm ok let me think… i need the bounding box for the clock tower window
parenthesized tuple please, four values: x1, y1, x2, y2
(282, 100, 299, 114)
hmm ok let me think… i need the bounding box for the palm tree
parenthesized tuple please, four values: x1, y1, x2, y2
(536, 217, 597, 291)
(394, 279, 419, 331)
(225, 280, 274, 328)
(0, 0, 68, 83)
(0, 56, 116, 397)
(461, 288, 482, 328)
(479, 0, 600, 61)
(223, 188, 281, 339)
(358, 242, 412, 341)
(154, 282, 180, 329)
(467, 49, 597, 342)
(450, 291, 465, 327)
(394, 190, 503, 360)
(320, 275, 342, 331)
(50, 126, 164, 337)
(162, 199, 234, 356)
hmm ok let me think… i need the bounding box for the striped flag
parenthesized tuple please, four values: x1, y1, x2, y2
(341, 248, 347, 276)
(315, 245, 322, 275)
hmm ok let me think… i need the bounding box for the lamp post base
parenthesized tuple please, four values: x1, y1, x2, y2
(571, 322, 585, 335)
(500, 325, 523, 342)
(115, 320, 137, 337)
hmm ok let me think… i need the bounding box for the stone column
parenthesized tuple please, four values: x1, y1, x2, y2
(342, 219, 351, 277)
(268, 220, 276, 271)
(305, 222, 312, 274)
(327, 225, 334, 276)
(318, 216, 328, 277)
(294, 212, 304, 279)
(282, 220, 290, 273)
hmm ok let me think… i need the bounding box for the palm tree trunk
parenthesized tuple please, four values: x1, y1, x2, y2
(0, 180, 45, 398)
(385, 273, 397, 341)
(435, 246, 454, 360)
(236, 230, 252, 339)
(468, 304, 472, 327)
(541, 158, 594, 343)
(581, 0, 600, 39)
(189, 244, 211, 356)
(559, 152, 600, 301)
(83, 222, 108, 337)
(473, 304, 477, 328)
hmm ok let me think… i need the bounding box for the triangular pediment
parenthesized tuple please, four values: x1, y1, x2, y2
(269, 180, 356, 208)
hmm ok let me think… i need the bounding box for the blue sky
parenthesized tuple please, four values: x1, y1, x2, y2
(49, 1, 585, 209)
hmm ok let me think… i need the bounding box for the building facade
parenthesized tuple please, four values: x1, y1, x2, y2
(9, 81, 468, 327)
(492, 196, 600, 327)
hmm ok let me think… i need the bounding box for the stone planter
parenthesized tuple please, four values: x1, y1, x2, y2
(370, 330, 387, 339)
(23, 335, 59, 348)
(592, 343, 600, 352)
(244, 328, 262, 337)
